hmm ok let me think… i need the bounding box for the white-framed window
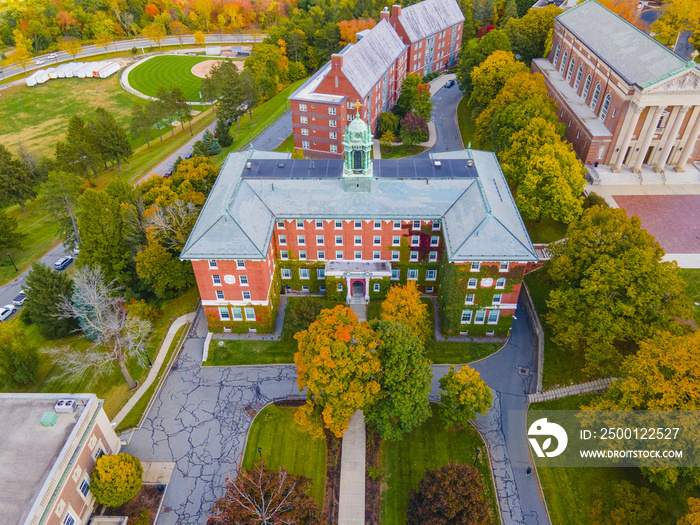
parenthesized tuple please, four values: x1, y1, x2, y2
(426, 286, 434, 293)
(219, 307, 230, 320)
(590, 84, 601, 110)
(299, 103, 307, 111)
(413, 220, 420, 229)
(392, 235, 400, 246)
(63, 512, 77, 525)
(300, 115, 308, 124)
(216, 290, 224, 300)
(242, 290, 251, 300)
(78, 478, 90, 497)
(296, 219, 304, 229)
(279, 235, 287, 245)
(330, 132, 337, 139)
(407, 269, 418, 280)
(432, 220, 440, 230)
(337, 282, 343, 291)
(474, 310, 486, 324)
(471, 262, 481, 272)
(354, 250, 362, 260)
(348, 101, 355, 109)
(429, 251, 438, 262)
(374, 220, 381, 229)
(465, 293, 475, 305)
(245, 307, 256, 321)
(317, 268, 325, 279)
(280, 250, 289, 259)
(493, 294, 502, 305)
(354, 220, 362, 229)
(582, 75, 592, 100)
(347, 114, 354, 121)
(301, 128, 309, 135)
(391, 269, 400, 280)
(329, 119, 337, 127)
(468, 278, 477, 289)
(336, 250, 343, 259)
(426, 269, 437, 280)
(393, 220, 401, 229)
(240, 275, 248, 286)
(488, 309, 500, 324)
(553, 43, 561, 66)
(461, 310, 473, 324)
(574, 66, 583, 90)
(299, 250, 307, 260)
(302, 140, 310, 149)
(320, 285, 326, 293)
(374, 283, 380, 292)
(318, 250, 325, 260)
(281, 268, 292, 279)
(373, 235, 381, 245)
(315, 220, 323, 229)
(410, 251, 418, 261)
(499, 261, 509, 272)
(277, 219, 285, 228)
(297, 234, 306, 245)
(329, 107, 336, 115)
(496, 278, 506, 289)
(600, 94, 611, 121)
(559, 51, 567, 74)
(354, 235, 362, 245)
(430, 235, 439, 246)
(316, 235, 324, 245)
(335, 235, 343, 245)
(373, 251, 381, 260)
(302, 285, 309, 292)
(208, 259, 218, 268)
(232, 307, 243, 321)
(335, 220, 343, 229)
(236, 260, 245, 269)
(212, 274, 221, 286)
(300, 268, 310, 279)
(392, 251, 400, 260)
(566, 59, 575, 81)
(411, 235, 420, 246)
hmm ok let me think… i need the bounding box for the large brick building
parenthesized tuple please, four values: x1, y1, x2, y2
(181, 117, 536, 337)
(532, 0, 700, 174)
(289, 0, 464, 158)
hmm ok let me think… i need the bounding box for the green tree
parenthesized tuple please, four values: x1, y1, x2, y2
(545, 206, 692, 375)
(407, 463, 490, 525)
(378, 112, 400, 135)
(0, 322, 39, 385)
(589, 480, 663, 525)
(0, 212, 21, 249)
(201, 60, 244, 122)
(438, 365, 492, 429)
(23, 263, 78, 339)
(244, 42, 289, 100)
(130, 103, 153, 148)
(202, 130, 221, 155)
(41, 170, 82, 247)
(367, 321, 432, 440)
(0, 144, 37, 210)
(90, 453, 143, 507)
(215, 118, 233, 148)
(412, 83, 433, 122)
(505, 5, 562, 66)
(135, 240, 195, 299)
(294, 305, 382, 437)
(55, 115, 102, 181)
(469, 50, 527, 117)
(394, 73, 422, 119)
(90, 108, 133, 172)
(457, 28, 512, 95)
(286, 297, 323, 334)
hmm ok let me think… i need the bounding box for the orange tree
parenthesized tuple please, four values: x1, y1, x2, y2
(380, 281, 431, 341)
(294, 305, 382, 437)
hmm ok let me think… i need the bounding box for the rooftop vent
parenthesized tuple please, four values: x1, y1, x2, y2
(467, 160, 474, 167)
(246, 162, 252, 169)
(434, 161, 441, 167)
(40, 411, 57, 427)
(55, 399, 76, 413)
(278, 163, 286, 168)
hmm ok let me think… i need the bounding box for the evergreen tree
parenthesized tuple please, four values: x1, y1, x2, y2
(23, 263, 78, 339)
(215, 119, 232, 148)
(0, 212, 21, 249)
(55, 116, 102, 181)
(202, 130, 221, 155)
(130, 103, 153, 148)
(0, 144, 37, 210)
(90, 108, 133, 171)
(41, 171, 82, 248)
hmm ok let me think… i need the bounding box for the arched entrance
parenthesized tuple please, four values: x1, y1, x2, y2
(351, 279, 365, 298)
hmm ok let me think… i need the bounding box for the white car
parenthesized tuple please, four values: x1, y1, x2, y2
(47, 53, 57, 59)
(0, 304, 17, 322)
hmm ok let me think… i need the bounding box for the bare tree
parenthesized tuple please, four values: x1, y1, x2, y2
(146, 200, 199, 249)
(45, 266, 151, 389)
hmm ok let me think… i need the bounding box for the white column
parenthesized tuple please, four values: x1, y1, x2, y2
(364, 276, 370, 302)
(632, 106, 665, 173)
(612, 102, 643, 172)
(655, 106, 689, 172)
(346, 276, 351, 303)
(676, 108, 700, 172)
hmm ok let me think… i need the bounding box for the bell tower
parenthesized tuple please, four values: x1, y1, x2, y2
(342, 103, 373, 179)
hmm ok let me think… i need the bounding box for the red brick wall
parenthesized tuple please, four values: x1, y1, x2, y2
(192, 252, 275, 304)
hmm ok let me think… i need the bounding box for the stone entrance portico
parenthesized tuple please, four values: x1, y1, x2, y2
(325, 261, 392, 304)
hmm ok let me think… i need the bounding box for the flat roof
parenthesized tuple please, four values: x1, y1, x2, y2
(0, 394, 96, 525)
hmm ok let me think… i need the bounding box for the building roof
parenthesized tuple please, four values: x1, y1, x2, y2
(180, 150, 536, 263)
(0, 394, 99, 525)
(556, 0, 696, 88)
(398, 0, 465, 43)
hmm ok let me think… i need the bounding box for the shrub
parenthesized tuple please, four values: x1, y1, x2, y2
(378, 112, 400, 135)
(90, 453, 143, 507)
(583, 192, 609, 209)
(285, 297, 323, 334)
(399, 113, 428, 146)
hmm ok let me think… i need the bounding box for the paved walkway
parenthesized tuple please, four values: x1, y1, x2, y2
(112, 313, 195, 427)
(349, 302, 367, 322)
(527, 378, 614, 403)
(337, 410, 366, 525)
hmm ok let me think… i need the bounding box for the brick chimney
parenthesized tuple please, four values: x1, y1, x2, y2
(391, 4, 401, 19)
(380, 6, 390, 22)
(331, 54, 343, 70)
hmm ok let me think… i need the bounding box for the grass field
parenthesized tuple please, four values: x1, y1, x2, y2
(681, 268, 700, 325)
(457, 97, 483, 150)
(129, 55, 243, 101)
(242, 405, 326, 505)
(381, 405, 498, 525)
(380, 144, 427, 158)
(532, 395, 689, 525)
(273, 134, 295, 153)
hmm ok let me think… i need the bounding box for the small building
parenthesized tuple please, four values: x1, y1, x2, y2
(289, 0, 464, 159)
(181, 116, 537, 338)
(532, 0, 700, 174)
(0, 393, 121, 525)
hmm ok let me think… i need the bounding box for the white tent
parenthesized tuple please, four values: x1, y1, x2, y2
(97, 62, 120, 78)
(25, 70, 41, 86)
(47, 67, 59, 79)
(36, 69, 51, 83)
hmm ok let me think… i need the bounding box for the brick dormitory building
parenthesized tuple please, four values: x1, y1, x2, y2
(180, 116, 537, 338)
(288, 0, 465, 158)
(533, 0, 700, 174)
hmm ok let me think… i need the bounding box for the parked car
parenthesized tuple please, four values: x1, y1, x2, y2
(445, 79, 455, 88)
(54, 256, 74, 271)
(12, 290, 26, 306)
(0, 304, 17, 322)
(164, 168, 173, 178)
(184, 153, 193, 160)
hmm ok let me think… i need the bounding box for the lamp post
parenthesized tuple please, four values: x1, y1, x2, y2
(257, 447, 262, 458)
(474, 448, 481, 466)
(6, 252, 18, 272)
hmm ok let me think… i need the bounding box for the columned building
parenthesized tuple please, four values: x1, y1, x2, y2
(532, 0, 700, 174)
(181, 116, 537, 338)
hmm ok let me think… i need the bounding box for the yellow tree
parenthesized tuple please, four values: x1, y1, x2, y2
(193, 30, 206, 46)
(58, 37, 83, 61)
(7, 30, 33, 72)
(438, 365, 492, 429)
(142, 23, 166, 49)
(380, 281, 431, 341)
(94, 31, 114, 53)
(294, 305, 382, 437)
(651, 0, 700, 45)
(468, 50, 528, 116)
(679, 498, 700, 525)
(169, 21, 189, 46)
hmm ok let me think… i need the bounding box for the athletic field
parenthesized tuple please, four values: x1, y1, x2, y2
(128, 55, 217, 101)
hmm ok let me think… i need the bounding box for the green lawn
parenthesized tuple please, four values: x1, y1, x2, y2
(380, 144, 427, 158)
(457, 97, 487, 150)
(242, 405, 326, 505)
(128, 55, 243, 101)
(681, 268, 700, 325)
(531, 395, 689, 525)
(523, 217, 568, 244)
(116, 322, 190, 432)
(273, 134, 295, 153)
(381, 405, 498, 525)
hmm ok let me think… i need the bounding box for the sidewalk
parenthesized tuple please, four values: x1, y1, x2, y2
(337, 410, 366, 525)
(112, 312, 195, 426)
(527, 377, 615, 403)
